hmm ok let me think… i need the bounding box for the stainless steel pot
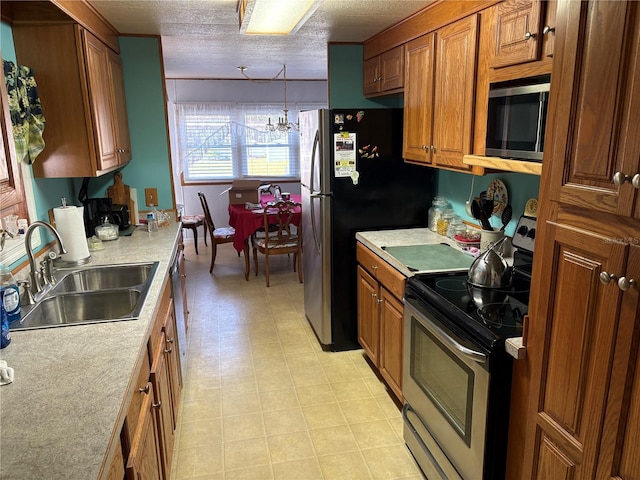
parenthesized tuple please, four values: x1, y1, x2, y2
(467, 237, 511, 288)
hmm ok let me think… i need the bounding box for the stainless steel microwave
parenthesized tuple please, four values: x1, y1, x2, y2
(485, 76, 550, 161)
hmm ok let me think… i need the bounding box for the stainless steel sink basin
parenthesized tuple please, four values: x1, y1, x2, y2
(12, 261, 159, 331)
(53, 263, 156, 293)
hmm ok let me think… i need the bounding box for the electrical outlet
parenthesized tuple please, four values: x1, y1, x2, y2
(145, 188, 158, 206)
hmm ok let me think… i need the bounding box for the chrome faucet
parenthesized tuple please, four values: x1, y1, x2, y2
(24, 221, 67, 301)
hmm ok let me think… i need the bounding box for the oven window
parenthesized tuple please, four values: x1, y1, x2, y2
(411, 318, 474, 446)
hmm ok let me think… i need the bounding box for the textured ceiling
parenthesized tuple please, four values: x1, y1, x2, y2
(87, 0, 434, 80)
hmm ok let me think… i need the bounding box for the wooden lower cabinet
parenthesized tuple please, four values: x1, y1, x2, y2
(124, 278, 182, 480)
(357, 243, 405, 402)
(126, 382, 163, 480)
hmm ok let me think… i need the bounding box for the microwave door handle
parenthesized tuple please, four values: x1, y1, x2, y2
(422, 312, 488, 364)
(535, 92, 546, 153)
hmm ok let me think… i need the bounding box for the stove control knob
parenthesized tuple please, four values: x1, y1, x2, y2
(599, 271, 618, 285)
(517, 225, 528, 236)
(526, 228, 536, 240)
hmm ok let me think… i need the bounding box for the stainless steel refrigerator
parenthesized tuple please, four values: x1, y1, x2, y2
(300, 108, 436, 351)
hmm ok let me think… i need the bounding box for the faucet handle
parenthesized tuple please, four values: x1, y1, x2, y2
(17, 280, 36, 306)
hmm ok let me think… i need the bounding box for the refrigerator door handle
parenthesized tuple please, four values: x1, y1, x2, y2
(309, 128, 323, 254)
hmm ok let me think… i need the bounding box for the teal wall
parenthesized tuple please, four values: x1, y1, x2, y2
(328, 44, 402, 109)
(89, 36, 172, 210)
(437, 170, 540, 237)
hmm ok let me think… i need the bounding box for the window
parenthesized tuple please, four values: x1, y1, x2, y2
(176, 103, 318, 182)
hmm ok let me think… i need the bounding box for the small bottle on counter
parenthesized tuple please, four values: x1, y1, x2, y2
(1, 265, 20, 348)
(147, 212, 159, 232)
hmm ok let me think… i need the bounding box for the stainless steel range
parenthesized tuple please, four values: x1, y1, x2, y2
(402, 217, 535, 479)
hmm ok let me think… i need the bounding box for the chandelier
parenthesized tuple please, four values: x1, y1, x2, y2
(238, 64, 299, 134)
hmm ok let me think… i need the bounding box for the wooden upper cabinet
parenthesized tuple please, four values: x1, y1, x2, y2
(0, 66, 26, 221)
(363, 45, 404, 97)
(403, 15, 478, 171)
(542, 0, 557, 58)
(403, 33, 435, 164)
(432, 15, 478, 171)
(490, 0, 543, 68)
(546, 0, 640, 219)
(11, 23, 131, 178)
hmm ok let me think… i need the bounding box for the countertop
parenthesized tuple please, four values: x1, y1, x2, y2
(0, 222, 181, 480)
(356, 228, 474, 276)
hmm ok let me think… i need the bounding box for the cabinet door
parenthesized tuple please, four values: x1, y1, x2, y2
(107, 49, 131, 165)
(542, 0, 557, 58)
(380, 45, 404, 91)
(150, 332, 175, 480)
(83, 30, 119, 172)
(378, 288, 404, 402)
(403, 33, 435, 164)
(523, 223, 627, 479)
(163, 304, 182, 429)
(546, 0, 640, 218)
(363, 56, 380, 96)
(596, 244, 640, 479)
(126, 383, 163, 480)
(357, 266, 380, 365)
(432, 14, 478, 171)
(490, 0, 543, 68)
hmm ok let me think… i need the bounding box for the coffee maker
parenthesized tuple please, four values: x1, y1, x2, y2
(83, 198, 113, 237)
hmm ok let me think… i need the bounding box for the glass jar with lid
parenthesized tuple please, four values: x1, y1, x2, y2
(436, 209, 456, 236)
(428, 196, 450, 232)
(447, 216, 465, 239)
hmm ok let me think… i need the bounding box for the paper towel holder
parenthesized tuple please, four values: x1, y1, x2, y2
(52, 197, 92, 268)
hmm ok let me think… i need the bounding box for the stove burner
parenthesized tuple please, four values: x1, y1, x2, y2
(434, 278, 468, 292)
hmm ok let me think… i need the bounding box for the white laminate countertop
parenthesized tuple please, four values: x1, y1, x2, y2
(0, 223, 181, 480)
(356, 228, 473, 277)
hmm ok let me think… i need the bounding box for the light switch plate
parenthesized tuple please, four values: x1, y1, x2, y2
(145, 188, 158, 206)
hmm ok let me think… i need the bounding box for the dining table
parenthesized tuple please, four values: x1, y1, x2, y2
(228, 194, 302, 280)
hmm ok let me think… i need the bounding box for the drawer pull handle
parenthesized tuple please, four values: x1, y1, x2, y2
(618, 277, 637, 291)
(600, 271, 618, 285)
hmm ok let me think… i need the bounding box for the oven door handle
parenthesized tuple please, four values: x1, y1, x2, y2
(422, 313, 488, 365)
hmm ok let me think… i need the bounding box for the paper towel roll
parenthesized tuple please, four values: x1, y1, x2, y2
(53, 206, 91, 263)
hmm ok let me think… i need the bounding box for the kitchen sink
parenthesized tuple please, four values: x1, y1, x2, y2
(11, 261, 159, 331)
(53, 263, 156, 293)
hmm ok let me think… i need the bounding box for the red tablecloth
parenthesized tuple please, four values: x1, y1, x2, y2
(228, 194, 302, 252)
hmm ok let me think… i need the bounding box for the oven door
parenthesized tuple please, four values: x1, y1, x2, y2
(402, 298, 490, 480)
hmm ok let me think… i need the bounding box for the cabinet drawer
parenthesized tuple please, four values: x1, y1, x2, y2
(148, 277, 172, 361)
(356, 243, 405, 300)
(123, 353, 151, 450)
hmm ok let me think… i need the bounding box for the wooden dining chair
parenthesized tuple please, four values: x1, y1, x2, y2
(197, 192, 236, 273)
(180, 212, 206, 255)
(251, 201, 302, 287)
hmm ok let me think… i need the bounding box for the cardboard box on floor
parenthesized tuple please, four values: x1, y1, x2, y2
(225, 180, 262, 205)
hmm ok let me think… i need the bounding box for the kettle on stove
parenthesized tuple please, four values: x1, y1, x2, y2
(467, 236, 512, 288)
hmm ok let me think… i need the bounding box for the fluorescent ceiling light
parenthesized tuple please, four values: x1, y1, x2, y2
(238, 0, 322, 35)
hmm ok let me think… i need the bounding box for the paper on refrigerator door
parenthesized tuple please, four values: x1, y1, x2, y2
(334, 132, 356, 177)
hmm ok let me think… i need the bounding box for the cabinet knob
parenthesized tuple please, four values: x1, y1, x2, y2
(152, 400, 162, 409)
(542, 25, 555, 35)
(613, 171, 640, 187)
(370, 292, 377, 298)
(164, 347, 173, 354)
(377, 298, 383, 304)
(166, 337, 174, 344)
(371, 265, 378, 271)
(599, 271, 618, 285)
(138, 384, 150, 395)
(430, 145, 436, 153)
(524, 31, 536, 40)
(618, 276, 637, 291)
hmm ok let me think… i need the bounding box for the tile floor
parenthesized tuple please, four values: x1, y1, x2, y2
(170, 238, 424, 479)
